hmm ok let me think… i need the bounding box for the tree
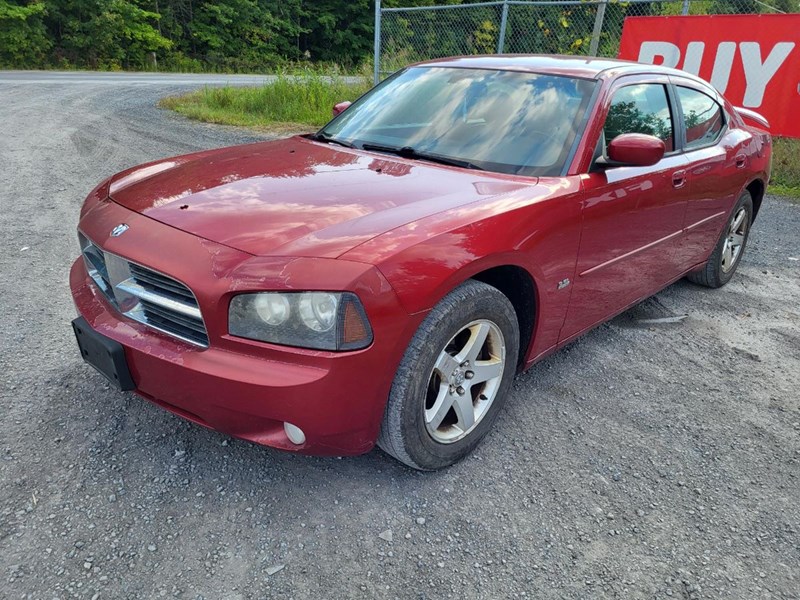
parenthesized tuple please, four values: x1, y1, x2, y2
(300, 0, 372, 64)
(44, 0, 170, 68)
(0, 1, 51, 67)
(191, 0, 304, 70)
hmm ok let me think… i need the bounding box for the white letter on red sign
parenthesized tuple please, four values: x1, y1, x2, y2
(739, 41, 795, 108)
(638, 42, 680, 67)
(682, 42, 705, 75)
(710, 42, 737, 94)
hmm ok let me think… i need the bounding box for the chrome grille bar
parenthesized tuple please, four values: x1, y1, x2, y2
(139, 300, 208, 335)
(128, 263, 196, 301)
(116, 280, 202, 320)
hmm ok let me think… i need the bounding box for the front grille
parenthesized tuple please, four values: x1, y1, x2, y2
(129, 263, 197, 303)
(79, 233, 209, 347)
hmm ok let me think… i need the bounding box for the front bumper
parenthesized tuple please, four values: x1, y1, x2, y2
(70, 202, 415, 456)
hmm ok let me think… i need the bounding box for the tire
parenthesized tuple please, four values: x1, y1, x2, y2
(687, 191, 753, 288)
(377, 280, 520, 470)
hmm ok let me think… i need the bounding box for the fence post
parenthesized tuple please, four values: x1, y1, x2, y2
(589, 0, 608, 57)
(497, 0, 509, 54)
(373, 0, 382, 86)
(681, 0, 690, 15)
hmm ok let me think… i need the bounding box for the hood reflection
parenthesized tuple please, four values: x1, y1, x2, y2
(108, 137, 544, 259)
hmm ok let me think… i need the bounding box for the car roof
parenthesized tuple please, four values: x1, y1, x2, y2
(412, 54, 699, 82)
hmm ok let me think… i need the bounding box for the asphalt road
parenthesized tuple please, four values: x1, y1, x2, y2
(0, 70, 277, 86)
(1, 71, 798, 599)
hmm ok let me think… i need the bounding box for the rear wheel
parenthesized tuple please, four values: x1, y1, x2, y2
(687, 191, 753, 288)
(378, 280, 520, 470)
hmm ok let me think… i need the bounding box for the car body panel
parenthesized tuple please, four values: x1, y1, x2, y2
(416, 54, 664, 81)
(74, 201, 419, 454)
(667, 75, 766, 268)
(343, 176, 583, 363)
(675, 128, 752, 267)
(70, 55, 771, 455)
(108, 136, 538, 259)
(560, 154, 692, 341)
(561, 73, 692, 339)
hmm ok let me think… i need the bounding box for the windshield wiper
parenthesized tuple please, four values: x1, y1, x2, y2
(360, 143, 484, 171)
(310, 132, 355, 149)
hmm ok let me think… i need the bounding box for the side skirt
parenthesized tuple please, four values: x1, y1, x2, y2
(521, 260, 708, 372)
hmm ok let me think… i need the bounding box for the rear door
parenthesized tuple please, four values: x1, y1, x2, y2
(560, 74, 691, 341)
(670, 77, 752, 268)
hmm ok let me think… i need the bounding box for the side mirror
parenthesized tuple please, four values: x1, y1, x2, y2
(332, 101, 352, 117)
(600, 133, 665, 167)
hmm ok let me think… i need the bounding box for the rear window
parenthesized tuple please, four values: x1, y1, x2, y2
(677, 86, 724, 150)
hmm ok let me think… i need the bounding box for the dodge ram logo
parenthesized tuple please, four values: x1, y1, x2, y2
(110, 224, 129, 237)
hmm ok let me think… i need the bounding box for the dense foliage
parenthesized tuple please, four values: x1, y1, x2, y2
(0, 0, 793, 71)
(0, 0, 442, 70)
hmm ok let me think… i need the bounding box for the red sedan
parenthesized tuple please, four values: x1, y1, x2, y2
(70, 56, 771, 470)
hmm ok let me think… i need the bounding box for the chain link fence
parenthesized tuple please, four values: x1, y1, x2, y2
(373, 0, 799, 193)
(375, 0, 790, 77)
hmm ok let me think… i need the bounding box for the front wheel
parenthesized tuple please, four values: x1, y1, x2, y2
(378, 280, 520, 470)
(687, 191, 753, 288)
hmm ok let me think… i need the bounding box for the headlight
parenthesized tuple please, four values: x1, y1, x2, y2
(253, 294, 291, 326)
(228, 292, 373, 351)
(298, 292, 337, 332)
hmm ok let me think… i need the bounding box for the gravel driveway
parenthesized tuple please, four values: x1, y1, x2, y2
(1, 71, 798, 600)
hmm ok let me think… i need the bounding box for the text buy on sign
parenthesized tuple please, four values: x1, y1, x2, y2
(618, 14, 800, 138)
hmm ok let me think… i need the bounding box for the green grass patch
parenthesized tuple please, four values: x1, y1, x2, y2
(160, 71, 372, 130)
(770, 138, 800, 199)
(767, 184, 800, 200)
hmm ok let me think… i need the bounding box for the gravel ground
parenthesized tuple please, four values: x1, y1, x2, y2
(0, 72, 798, 600)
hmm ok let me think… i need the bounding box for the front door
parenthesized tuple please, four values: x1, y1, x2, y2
(561, 76, 691, 342)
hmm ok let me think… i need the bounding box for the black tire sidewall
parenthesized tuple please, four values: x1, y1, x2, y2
(387, 281, 520, 470)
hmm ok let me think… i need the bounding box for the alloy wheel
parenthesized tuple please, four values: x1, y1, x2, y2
(424, 320, 506, 444)
(721, 207, 748, 273)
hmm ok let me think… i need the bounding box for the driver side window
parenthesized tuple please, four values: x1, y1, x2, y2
(604, 84, 674, 153)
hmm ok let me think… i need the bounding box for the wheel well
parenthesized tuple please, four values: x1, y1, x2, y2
(747, 179, 765, 222)
(471, 266, 536, 370)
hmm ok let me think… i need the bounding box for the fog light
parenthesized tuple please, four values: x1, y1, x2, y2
(284, 422, 306, 445)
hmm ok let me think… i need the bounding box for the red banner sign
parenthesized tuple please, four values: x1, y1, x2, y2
(618, 14, 800, 138)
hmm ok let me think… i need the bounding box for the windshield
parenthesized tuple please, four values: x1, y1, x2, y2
(319, 67, 596, 177)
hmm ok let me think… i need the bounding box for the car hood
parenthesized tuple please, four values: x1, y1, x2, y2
(108, 136, 537, 258)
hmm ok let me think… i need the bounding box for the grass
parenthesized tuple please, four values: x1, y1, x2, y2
(771, 138, 800, 199)
(161, 73, 800, 199)
(160, 71, 372, 131)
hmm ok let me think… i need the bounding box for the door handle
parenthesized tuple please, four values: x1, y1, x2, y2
(672, 170, 687, 189)
(735, 153, 747, 169)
